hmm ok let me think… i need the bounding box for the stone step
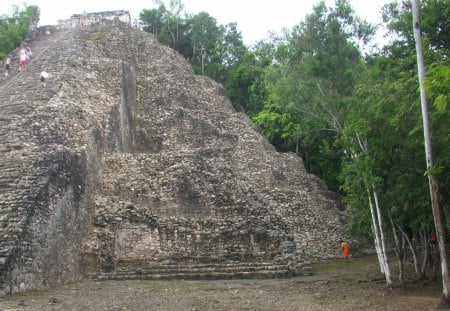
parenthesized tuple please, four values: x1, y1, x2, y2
(115, 261, 286, 272)
(97, 270, 291, 281)
(89, 263, 292, 281)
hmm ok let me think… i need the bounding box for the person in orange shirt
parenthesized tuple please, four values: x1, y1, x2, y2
(340, 241, 350, 259)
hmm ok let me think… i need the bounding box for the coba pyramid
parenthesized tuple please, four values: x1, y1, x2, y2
(0, 20, 348, 295)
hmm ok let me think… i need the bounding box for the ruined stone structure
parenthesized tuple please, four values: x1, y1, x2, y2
(0, 20, 349, 295)
(57, 10, 131, 30)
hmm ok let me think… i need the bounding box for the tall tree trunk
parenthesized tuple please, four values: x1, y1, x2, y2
(372, 186, 392, 285)
(389, 215, 404, 283)
(368, 189, 385, 275)
(412, 0, 450, 301)
(353, 134, 392, 285)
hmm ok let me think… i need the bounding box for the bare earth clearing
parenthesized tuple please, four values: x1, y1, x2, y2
(0, 255, 447, 310)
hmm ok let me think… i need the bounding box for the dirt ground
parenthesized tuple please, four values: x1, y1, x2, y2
(1, 255, 448, 311)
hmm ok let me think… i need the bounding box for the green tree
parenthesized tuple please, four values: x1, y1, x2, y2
(338, 0, 450, 285)
(139, 0, 186, 52)
(139, 5, 165, 34)
(139, 3, 248, 96)
(380, 0, 450, 227)
(253, 0, 374, 191)
(0, 4, 40, 59)
(210, 22, 247, 83)
(224, 50, 267, 115)
(178, 10, 248, 99)
(424, 59, 450, 222)
(184, 12, 222, 75)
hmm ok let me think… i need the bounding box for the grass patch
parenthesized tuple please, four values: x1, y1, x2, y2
(313, 254, 382, 276)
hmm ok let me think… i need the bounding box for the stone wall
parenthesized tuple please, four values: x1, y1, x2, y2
(0, 21, 135, 294)
(0, 20, 351, 294)
(57, 10, 131, 30)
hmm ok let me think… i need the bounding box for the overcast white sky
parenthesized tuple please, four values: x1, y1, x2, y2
(0, 0, 391, 45)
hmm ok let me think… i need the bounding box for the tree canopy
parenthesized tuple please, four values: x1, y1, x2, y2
(0, 4, 39, 59)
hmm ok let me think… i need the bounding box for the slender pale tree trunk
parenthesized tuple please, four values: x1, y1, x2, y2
(412, 0, 450, 301)
(355, 133, 392, 284)
(372, 187, 392, 285)
(367, 189, 386, 275)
